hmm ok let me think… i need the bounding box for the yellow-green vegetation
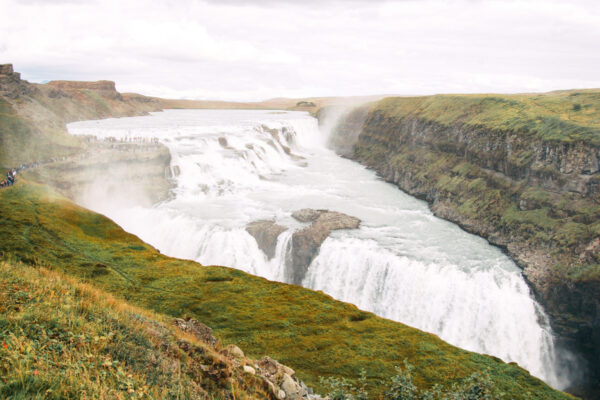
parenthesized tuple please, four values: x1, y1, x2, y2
(0, 181, 574, 399)
(0, 260, 275, 399)
(0, 98, 79, 167)
(375, 90, 600, 145)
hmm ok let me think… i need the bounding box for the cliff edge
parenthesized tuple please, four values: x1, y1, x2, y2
(328, 91, 600, 397)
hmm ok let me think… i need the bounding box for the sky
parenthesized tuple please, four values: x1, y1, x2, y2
(1, 0, 599, 101)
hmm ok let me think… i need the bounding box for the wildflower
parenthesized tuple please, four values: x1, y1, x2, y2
(2, 342, 7, 350)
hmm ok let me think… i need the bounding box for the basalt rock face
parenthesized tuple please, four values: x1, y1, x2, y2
(290, 209, 360, 284)
(328, 98, 600, 397)
(36, 138, 173, 207)
(47, 80, 122, 99)
(0, 64, 36, 99)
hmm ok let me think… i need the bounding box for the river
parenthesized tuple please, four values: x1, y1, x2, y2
(68, 109, 575, 390)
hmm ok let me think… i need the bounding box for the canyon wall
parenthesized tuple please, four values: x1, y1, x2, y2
(328, 93, 600, 397)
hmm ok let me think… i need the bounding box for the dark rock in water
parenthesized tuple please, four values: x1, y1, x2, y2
(291, 208, 325, 223)
(246, 210, 360, 284)
(173, 317, 218, 348)
(246, 220, 288, 259)
(218, 137, 229, 148)
(291, 209, 360, 284)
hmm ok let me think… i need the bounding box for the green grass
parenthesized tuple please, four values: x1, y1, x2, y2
(374, 90, 600, 145)
(0, 181, 575, 399)
(0, 260, 273, 399)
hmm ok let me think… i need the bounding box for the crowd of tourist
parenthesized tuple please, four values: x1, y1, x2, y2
(0, 161, 41, 189)
(83, 135, 159, 144)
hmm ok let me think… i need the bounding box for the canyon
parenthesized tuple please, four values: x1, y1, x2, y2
(326, 94, 599, 397)
(1, 63, 593, 398)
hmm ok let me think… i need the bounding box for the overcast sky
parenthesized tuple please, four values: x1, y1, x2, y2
(1, 0, 599, 100)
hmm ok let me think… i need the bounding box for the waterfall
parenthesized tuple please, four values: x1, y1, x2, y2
(67, 109, 577, 390)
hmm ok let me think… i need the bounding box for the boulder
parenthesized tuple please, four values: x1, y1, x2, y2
(257, 356, 279, 376)
(290, 209, 360, 284)
(291, 209, 323, 223)
(221, 344, 245, 359)
(218, 137, 229, 148)
(246, 220, 288, 259)
(281, 373, 302, 400)
(280, 364, 295, 377)
(173, 318, 217, 348)
(243, 365, 256, 375)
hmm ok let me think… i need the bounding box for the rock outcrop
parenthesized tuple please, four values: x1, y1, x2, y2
(174, 317, 218, 347)
(47, 80, 122, 99)
(290, 209, 360, 284)
(27, 137, 173, 207)
(0, 63, 36, 99)
(246, 220, 288, 259)
(174, 318, 323, 400)
(246, 210, 361, 284)
(254, 356, 320, 400)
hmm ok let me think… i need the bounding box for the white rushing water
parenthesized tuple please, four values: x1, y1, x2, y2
(68, 109, 574, 389)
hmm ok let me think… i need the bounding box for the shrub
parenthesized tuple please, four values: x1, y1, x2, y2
(386, 361, 418, 400)
(322, 362, 497, 400)
(320, 369, 369, 400)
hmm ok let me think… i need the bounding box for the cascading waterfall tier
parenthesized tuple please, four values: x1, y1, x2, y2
(68, 109, 577, 390)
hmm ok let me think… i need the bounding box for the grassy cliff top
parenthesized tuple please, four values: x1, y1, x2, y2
(0, 181, 574, 399)
(373, 90, 600, 145)
(0, 261, 273, 399)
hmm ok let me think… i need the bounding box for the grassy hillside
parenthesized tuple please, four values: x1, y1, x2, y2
(0, 98, 80, 167)
(375, 90, 600, 145)
(0, 260, 274, 399)
(0, 181, 574, 399)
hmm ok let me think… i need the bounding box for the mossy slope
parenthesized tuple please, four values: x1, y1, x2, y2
(374, 90, 600, 145)
(0, 181, 573, 399)
(0, 260, 276, 399)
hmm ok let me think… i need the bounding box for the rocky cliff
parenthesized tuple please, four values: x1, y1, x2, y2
(0, 64, 162, 167)
(0, 64, 172, 203)
(328, 92, 600, 397)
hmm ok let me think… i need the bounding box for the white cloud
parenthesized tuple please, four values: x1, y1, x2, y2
(1, 0, 599, 100)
